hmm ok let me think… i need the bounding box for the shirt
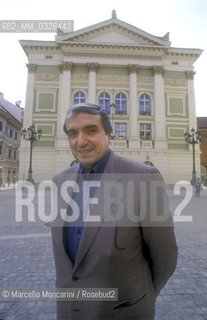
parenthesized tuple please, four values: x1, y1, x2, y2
(64, 149, 111, 265)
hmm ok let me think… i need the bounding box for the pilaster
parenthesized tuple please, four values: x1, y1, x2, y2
(56, 62, 72, 148)
(23, 64, 37, 128)
(128, 64, 140, 149)
(186, 71, 197, 130)
(153, 66, 167, 150)
(88, 63, 98, 104)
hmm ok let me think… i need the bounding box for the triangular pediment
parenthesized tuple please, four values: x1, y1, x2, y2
(56, 16, 170, 47)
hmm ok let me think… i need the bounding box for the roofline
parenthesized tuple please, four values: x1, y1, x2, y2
(0, 105, 22, 126)
(168, 47, 203, 55)
(19, 40, 57, 56)
(55, 16, 170, 47)
(19, 39, 202, 52)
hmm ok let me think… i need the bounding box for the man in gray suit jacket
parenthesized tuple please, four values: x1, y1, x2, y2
(51, 103, 177, 320)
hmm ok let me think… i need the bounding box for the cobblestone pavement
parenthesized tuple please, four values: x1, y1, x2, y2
(0, 186, 207, 320)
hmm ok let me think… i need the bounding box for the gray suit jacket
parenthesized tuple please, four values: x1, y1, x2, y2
(51, 151, 178, 320)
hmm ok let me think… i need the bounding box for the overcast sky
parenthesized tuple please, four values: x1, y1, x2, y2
(0, 0, 206, 116)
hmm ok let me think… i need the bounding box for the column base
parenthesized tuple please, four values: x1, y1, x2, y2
(128, 138, 141, 149)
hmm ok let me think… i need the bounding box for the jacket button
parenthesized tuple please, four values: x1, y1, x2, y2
(72, 275, 79, 281)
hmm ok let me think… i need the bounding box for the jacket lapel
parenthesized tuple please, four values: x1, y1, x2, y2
(73, 151, 122, 272)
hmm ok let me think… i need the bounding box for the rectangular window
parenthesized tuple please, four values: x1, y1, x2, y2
(140, 123, 151, 139)
(0, 145, 2, 154)
(115, 123, 127, 139)
(8, 149, 11, 159)
(14, 150, 16, 160)
(10, 129, 13, 138)
(0, 121, 2, 131)
(15, 132, 18, 140)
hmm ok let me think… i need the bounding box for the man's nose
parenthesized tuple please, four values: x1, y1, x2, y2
(76, 132, 88, 146)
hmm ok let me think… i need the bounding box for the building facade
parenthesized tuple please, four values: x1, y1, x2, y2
(19, 13, 202, 184)
(197, 117, 207, 180)
(0, 93, 22, 186)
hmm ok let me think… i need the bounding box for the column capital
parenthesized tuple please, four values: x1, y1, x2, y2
(186, 71, 195, 80)
(153, 66, 164, 76)
(26, 64, 37, 73)
(59, 62, 72, 73)
(88, 63, 99, 71)
(128, 64, 139, 73)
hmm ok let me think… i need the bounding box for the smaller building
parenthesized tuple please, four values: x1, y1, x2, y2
(197, 117, 207, 182)
(0, 93, 22, 187)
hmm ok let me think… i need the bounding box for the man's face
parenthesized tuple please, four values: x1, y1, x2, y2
(65, 112, 110, 170)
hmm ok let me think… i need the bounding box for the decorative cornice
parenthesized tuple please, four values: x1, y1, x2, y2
(88, 63, 99, 72)
(153, 66, 164, 76)
(185, 71, 195, 80)
(59, 62, 72, 73)
(26, 64, 37, 73)
(64, 50, 161, 61)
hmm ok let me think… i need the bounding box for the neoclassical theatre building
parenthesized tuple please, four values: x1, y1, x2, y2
(19, 12, 202, 184)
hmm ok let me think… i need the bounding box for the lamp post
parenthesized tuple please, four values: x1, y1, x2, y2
(21, 124, 42, 184)
(184, 128, 202, 185)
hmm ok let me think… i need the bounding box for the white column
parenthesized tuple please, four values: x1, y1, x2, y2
(153, 66, 167, 149)
(186, 71, 197, 130)
(56, 62, 72, 146)
(54, 62, 73, 173)
(23, 64, 37, 128)
(88, 63, 98, 104)
(128, 64, 140, 148)
(186, 71, 200, 158)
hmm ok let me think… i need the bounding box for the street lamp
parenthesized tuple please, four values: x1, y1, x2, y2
(184, 128, 202, 185)
(21, 124, 42, 184)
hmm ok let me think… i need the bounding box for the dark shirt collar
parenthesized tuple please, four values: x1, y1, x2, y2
(79, 149, 111, 174)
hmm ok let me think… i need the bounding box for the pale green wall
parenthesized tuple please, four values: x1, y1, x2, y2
(168, 144, 188, 150)
(97, 67, 128, 75)
(33, 90, 59, 113)
(36, 66, 59, 74)
(72, 66, 88, 74)
(164, 71, 186, 79)
(165, 94, 188, 117)
(138, 69, 153, 77)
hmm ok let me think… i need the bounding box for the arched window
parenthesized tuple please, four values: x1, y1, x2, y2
(73, 91, 86, 104)
(115, 93, 127, 114)
(98, 92, 110, 113)
(139, 94, 151, 115)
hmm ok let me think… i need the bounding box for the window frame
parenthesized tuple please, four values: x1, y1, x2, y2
(140, 123, 152, 140)
(139, 93, 151, 116)
(73, 91, 86, 104)
(115, 93, 127, 115)
(98, 92, 111, 114)
(114, 122, 127, 139)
